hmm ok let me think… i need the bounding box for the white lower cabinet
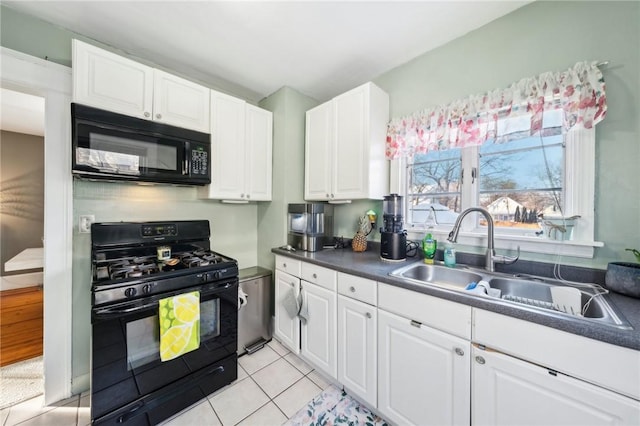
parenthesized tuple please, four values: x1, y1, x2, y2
(377, 309, 471, 426)
(273, 270, 300, 354)
(338, 295, 377, 407)
(300, 280, 337, 379)
(273, 258, 640, 426)
(472, 345, 640, 425)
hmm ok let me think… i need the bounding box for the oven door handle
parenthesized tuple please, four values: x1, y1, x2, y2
(93, 282, 235, 319)
(93, 303, 157, 317)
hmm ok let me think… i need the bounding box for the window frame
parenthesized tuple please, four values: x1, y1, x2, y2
(392, 127, 602, 258)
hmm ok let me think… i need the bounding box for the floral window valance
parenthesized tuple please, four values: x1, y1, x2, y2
(385, 60, 607, 159)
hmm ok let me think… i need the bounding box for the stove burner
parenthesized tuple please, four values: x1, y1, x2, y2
(95, 248, 230, 282)
(178, 250, 224, 268)
(108, 261, 159, 280)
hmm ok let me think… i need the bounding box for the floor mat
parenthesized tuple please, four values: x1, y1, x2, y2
(0, 356, 43, 410)
(286, 385, 388, 426)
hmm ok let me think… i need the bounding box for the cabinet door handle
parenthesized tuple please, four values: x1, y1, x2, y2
(410, 320, 421, 328)
(475, 356, 486, 365)
(349, 286, 356, 292)
(155, 113, 162, 119)
(365, 312, 372, 319)
(455, 348, 465, 356)
(144, 111, 151, 118)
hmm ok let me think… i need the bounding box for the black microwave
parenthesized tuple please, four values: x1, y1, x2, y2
(71, 103, 211, 186)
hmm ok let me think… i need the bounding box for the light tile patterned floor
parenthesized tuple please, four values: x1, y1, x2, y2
(0, 340, 332, 426)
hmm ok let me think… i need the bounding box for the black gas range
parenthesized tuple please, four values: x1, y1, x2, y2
(90, 220, 238, 426)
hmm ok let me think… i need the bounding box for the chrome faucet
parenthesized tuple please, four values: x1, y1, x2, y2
(447, 207, 519, 272)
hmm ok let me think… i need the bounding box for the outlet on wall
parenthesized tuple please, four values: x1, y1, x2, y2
(79, 215, 95, 233)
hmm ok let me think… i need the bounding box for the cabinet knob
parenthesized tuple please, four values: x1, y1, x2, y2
(283, 263, 287, 268)
(475, 356, 486, 365)
(366, 312, 372, 319)
(246, 194, 250, 199)
(349, 286, 356, 292)
(331, 193, 334, 198)
(144, 112, 151, 118)
(240, 193, 245, 198)
(455, 348, 465, 357)
(326, 194, 329, 198)
(155, 113, 162, 119)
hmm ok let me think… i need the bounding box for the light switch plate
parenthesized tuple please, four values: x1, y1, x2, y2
(79, 215, 95, 233)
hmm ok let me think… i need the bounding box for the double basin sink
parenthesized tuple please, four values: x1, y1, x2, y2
(389, 262, 631, 329)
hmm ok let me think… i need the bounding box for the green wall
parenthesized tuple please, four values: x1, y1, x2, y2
(372, 0, 640, 269)
(0, 5, 73, 67)
(257, 87, 318, 273)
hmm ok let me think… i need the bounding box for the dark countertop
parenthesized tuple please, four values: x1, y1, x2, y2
(272, 247, 640, 351)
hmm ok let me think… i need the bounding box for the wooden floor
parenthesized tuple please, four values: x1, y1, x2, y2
(0, 286, 43, 367)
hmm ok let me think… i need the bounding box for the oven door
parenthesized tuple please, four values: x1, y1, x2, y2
(90, 279, 238, 422)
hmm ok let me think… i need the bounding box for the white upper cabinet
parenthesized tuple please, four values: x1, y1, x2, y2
(73, 39, 153, 120)
(245, 104, 273, 201)
(72, 39, 210, 133)
(152, 70, 210, 132)
(200, 90, 273, 202)
(305, 102, 333, 200)
(206, 90, 246, 200)
(304, 82, 389, 202)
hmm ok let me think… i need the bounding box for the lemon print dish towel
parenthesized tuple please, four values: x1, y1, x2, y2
(159, 291, 200, 362)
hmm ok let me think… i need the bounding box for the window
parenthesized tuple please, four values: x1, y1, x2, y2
(407, 148, 461, 225)
(398, 128, 598, 257)
(478, 134, 564, 232)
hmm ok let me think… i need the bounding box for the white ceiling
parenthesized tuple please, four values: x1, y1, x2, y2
(3, 1, 531, 104)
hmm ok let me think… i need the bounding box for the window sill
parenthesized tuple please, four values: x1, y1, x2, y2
(405, 228, 603, 259)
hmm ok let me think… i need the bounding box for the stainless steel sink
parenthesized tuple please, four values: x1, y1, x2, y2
(389, 262, 631, 329)
(487, 277, 631, 328)
(389, 263, 483, 290)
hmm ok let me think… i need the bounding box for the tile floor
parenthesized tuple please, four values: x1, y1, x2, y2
(0, 339, 332, 426)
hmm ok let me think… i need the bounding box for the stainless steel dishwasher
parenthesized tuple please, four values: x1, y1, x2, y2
(238, 267, 272, 355)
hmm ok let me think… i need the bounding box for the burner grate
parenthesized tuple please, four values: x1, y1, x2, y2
(93, 248, 231, 282)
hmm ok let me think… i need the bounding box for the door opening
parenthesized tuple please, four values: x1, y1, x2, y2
(0, 88, 45, 408)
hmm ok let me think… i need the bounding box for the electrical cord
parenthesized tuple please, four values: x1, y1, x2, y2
(406, 240, 420, 258)
(332, 236, 350, 249)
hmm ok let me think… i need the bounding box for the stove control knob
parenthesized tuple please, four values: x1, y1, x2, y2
(142, 284, 152, 294)
(124, 287, 137, 298)
(212, 271, 222, 280)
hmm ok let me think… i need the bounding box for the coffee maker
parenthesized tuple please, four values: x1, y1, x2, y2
(380, 194, 407, 261)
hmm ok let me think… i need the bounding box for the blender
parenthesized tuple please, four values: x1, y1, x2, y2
(380, 194, 407, 261)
